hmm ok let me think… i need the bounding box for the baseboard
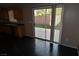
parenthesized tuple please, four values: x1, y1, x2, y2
(59, 43, 77, 49)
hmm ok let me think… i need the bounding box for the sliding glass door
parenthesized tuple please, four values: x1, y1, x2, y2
(33, 6, 63, 43)
(34, 8, 52, 41)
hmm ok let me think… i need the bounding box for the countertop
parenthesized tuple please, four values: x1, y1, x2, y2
(0, 22, 24, 27)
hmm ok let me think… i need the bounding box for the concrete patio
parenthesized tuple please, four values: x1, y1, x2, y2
(35, 27, 60, 42)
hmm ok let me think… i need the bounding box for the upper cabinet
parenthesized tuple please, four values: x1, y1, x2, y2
(0, 8, 9, 20)
(14, 8, 23, 20)
(0, 8, 23, 22)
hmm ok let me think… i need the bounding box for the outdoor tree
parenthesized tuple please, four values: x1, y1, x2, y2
(34, 9, 52, 16)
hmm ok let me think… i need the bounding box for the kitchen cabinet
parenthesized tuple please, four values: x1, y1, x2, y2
(0, 8, 25, 38)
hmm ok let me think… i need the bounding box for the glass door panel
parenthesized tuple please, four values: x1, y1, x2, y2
(34, 8, 52, 40)
(45, 9, 52, 40)
(34, 9, 46, 39)
(53, 7, 63, 43)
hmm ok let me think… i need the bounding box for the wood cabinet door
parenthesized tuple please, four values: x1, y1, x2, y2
(16, 26, 25, 38)
(14, 8, 23, 20)
(0, 8, 9, 20)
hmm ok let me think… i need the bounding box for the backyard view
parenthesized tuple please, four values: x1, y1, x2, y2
(34, 7, 62, 42)
(34, 8, 52, 40)
(34, 9, 51, 29)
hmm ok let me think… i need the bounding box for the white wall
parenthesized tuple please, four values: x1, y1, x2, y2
(61, 4, 79, 48)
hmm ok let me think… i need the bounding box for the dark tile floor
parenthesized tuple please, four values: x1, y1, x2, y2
(0, 33, 78, 56)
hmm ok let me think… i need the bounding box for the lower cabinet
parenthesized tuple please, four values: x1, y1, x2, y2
(16, 25, 25, 38)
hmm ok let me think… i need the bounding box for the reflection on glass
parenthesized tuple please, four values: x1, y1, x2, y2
(53, 7, 62, 43)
